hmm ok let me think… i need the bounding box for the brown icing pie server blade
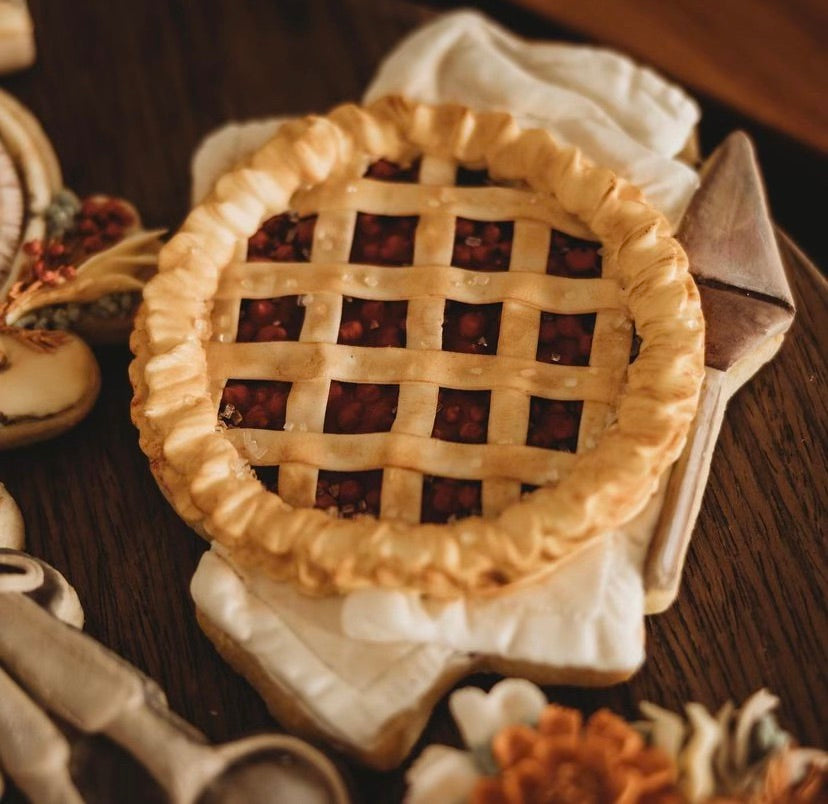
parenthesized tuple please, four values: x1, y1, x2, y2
(643, 131, 796, 613)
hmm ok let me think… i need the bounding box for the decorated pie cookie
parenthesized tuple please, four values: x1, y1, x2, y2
(131, 96, 705, 597)
(0, 88, 163, 449)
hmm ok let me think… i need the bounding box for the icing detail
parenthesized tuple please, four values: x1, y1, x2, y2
(2, 195, 164, 329)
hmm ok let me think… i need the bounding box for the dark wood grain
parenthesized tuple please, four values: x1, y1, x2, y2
(512, 0, 828, 154)
(0, 2, 825, 801)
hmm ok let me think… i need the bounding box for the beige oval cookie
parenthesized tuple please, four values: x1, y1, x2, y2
(0, 330, 100, 450)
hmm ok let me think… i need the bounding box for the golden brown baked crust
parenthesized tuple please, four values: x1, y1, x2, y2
(130, 97, 704, 597)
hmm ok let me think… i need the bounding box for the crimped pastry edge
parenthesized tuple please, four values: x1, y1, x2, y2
(130, 97, 705, 597)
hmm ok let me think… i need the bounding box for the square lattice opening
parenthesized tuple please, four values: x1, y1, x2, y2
(536, 312, 596, 367)
(546, 230, 602, 278)
(527, 398, 583, 453)
(349, 213, 418, 266)
(432, 388, 491, 444)
(452, 218, 513, 271)
(315, 469, 383, 518)
(247, 212, 316, 262)
(236, 296, 306, 343)
(364, 158, 421, 183)
(421, 476, 483, 523)
(442, 300, 502, 355)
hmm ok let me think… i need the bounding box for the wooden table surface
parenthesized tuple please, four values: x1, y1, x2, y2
(1, 2, 825, 801)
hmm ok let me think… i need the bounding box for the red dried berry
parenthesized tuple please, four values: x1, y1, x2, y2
(431, 484, 454, 514)
(556, 316, 582, 338)
(255, 324, 288, 342)
(565, 247, 596, 273)
(247, 299, 276, 325)
(243, 406, 270, 429)
(337, 401, 363, 432)
(374, 324, 402, 347)
(459, 422, 484, 442)
(339, 319, 364, 343)
(458, 311, 485, 339)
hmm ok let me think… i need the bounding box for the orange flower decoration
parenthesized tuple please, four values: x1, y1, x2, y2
(470, 705, 683, 804)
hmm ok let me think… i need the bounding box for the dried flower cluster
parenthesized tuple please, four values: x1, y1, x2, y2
(471, 706, 682, 803)
(406, 681, 827, 804)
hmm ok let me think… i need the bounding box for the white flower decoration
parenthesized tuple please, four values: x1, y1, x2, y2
(406, 679, 546, 803)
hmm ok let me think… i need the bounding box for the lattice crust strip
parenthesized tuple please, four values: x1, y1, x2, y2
(209, 153, 629, 521)
(207, 342, 620, 401)
(382, 155, 456, 522)
(217, 263, 620, 312)
(278, 209, 353, 508)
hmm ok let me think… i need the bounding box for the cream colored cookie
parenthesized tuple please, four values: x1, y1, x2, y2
(0, 329, 100, 450)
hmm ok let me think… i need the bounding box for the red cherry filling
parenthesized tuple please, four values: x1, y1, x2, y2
(442, 300, 501, 355)
(315, 469, 383, 517)
(535, 312, 596, 367)
(349, 213, 417, 266)
(232, 173, 607, 525)
(546, 230, 602, 279)
(219, 380, 292, 430)
(324, 382, 399, 434)
(421, 476, 482, 523)
(526, 398, 583, 453)
(452, 218, 513, 271)
(247, 212, 316, 262)
(236, 296, 305, 342)
(432, 388, 490, 444)
(338, 296, 407, 348)
(364, 158, 421, 183)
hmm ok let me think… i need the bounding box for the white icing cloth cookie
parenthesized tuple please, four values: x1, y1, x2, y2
(190, 481, 665, 765)
(366, 10, 699, 225)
